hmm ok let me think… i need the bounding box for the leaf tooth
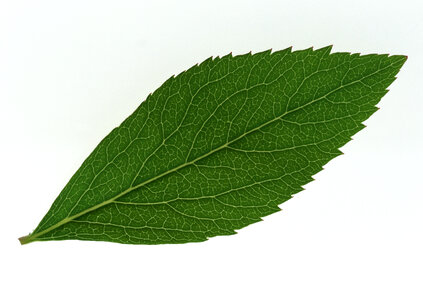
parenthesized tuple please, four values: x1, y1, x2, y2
(199, 56, 214, 66)
(218, 52, 230, 60)
(211, 55, 220, 62)
(315, 45, 333, 56)
(186, 62, 200, 74)
(212, 229, 237, 237)
(337, 149, 345, 156)
(256, 48, 272, 56)
(291, 46, 314, 55)
(270, 46, 291, 57)
(159, 74, 175, 87)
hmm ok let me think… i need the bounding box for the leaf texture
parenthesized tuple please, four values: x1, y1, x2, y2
(19, 46, 406, 245)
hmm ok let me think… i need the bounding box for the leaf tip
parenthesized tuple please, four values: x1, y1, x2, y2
(391, 54, 408, 69)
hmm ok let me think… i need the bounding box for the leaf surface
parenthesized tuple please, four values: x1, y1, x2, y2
(19, 46, 406, 245)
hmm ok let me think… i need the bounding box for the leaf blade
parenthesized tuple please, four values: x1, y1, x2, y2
(20, 47, 407, 245)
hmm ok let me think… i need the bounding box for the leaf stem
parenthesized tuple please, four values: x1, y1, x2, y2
(18, 235, 34, 245)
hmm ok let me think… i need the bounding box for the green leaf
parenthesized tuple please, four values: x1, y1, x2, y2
(19, 46, 406, 245)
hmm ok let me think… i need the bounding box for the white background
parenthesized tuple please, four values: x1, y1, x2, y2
(1, 0, 422, 299)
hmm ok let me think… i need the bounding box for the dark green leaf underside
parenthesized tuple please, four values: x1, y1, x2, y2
(20, 46, 406, 245)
